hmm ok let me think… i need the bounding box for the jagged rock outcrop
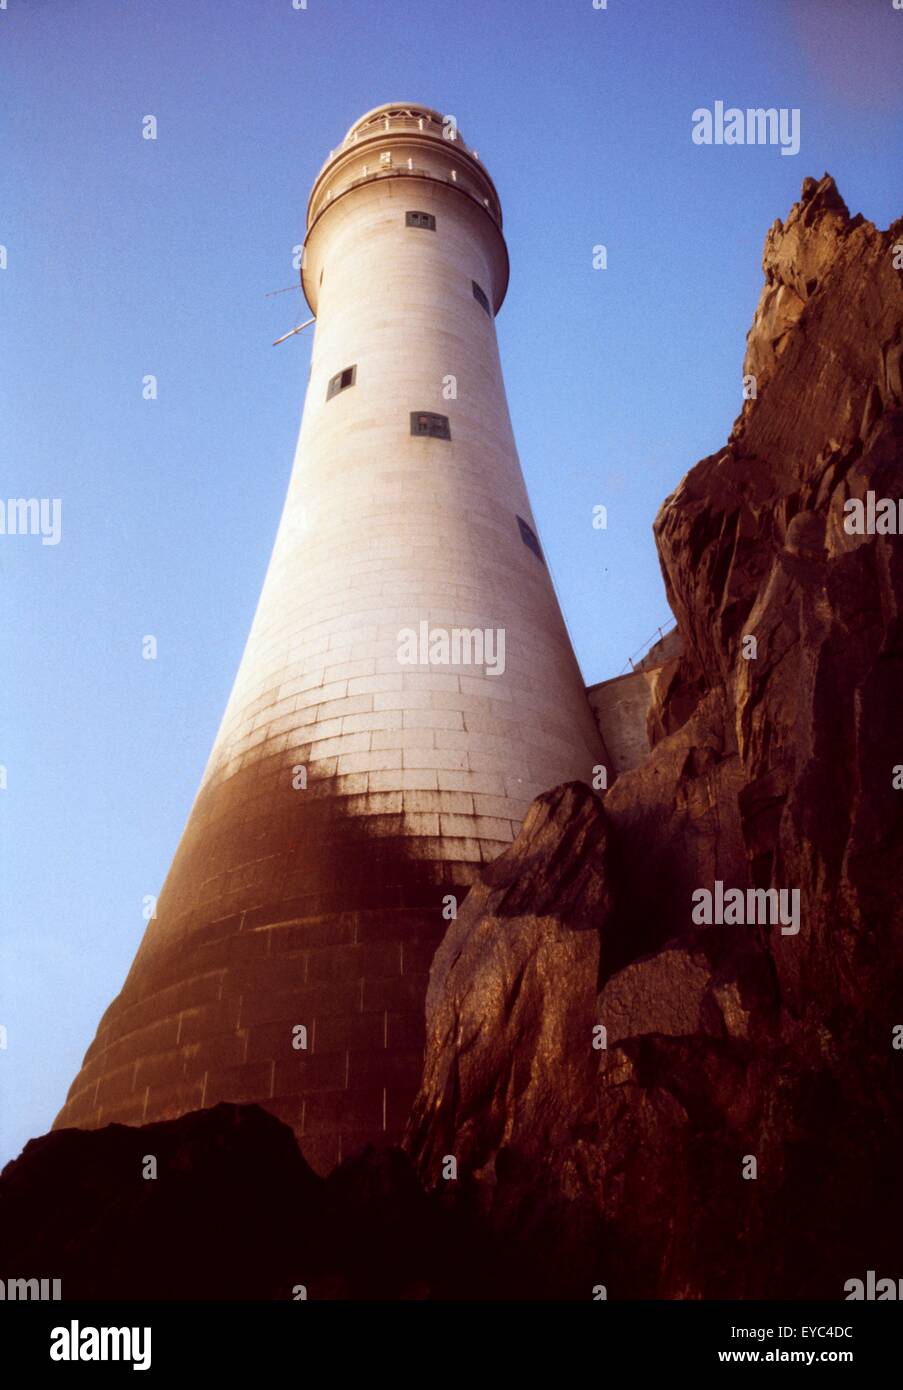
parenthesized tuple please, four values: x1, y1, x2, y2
(405, 175, 903, 1298)
(0, 1103, 503, 1300)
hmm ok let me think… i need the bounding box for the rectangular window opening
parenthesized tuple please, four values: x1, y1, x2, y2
(472, 280, 492, 317)
(517, 515, 544, 562)
(410, 411, 451, 441)
(406, 210, 436, 230)
(327, 365, 357, 401)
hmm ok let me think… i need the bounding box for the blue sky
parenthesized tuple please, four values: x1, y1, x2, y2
(1, 0, 900, 1164)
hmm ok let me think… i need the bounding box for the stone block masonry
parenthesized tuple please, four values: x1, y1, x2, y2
(55, 104, 609, 1172)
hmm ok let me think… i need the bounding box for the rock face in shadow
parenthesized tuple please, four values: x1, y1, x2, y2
(405, 176, 903, 1299)
(0, 1104, 500, 1301)
(1, 1104, 318, 1300)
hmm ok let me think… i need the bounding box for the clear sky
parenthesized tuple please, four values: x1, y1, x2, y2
(1, 0, 900, 1165)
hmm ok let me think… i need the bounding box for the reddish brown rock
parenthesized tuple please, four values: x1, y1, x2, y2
(405, 176, 903, 1298)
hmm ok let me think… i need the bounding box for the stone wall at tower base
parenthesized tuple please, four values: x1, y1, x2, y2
(587, 628, 685, 777)
(54, 906, 447, 1175)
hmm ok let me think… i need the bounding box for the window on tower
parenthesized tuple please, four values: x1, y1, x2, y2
(406, 211, 436, 230)
(327, 365, 356, 400)
(472, 281, 492, 317)
(517, 515, 544, 562)
(410, 412, 451, 441)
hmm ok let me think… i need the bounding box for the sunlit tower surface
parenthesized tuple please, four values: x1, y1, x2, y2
(55, 104, 607, 1172)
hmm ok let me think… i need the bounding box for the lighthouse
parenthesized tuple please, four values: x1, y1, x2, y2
(55, 105, 608, 1172)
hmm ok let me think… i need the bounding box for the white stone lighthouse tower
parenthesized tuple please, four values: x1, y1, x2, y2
(55, 104, 608, 1172)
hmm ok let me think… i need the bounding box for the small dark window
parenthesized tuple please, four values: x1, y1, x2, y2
(327, 365, 356, 400)
(406, 210, 436, 230)
(517, 515, 544, 562)
(472, 280, 492, 317)
(410, 411, 451, 441)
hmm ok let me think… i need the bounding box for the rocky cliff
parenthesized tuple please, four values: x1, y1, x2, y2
(3, 176, 901, 1300)
(404, 175, 903, 1298)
